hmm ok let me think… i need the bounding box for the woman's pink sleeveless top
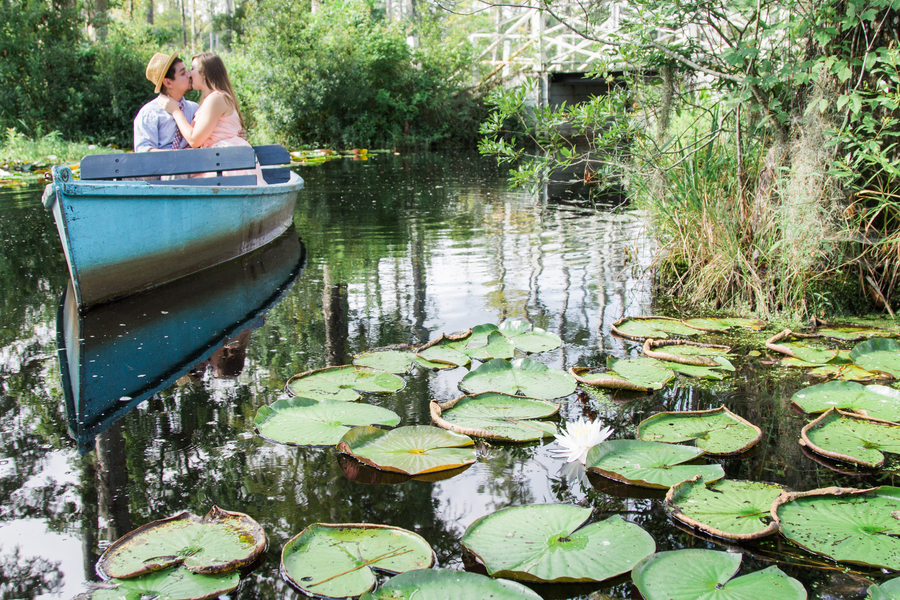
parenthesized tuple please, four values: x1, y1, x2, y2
(201, 92, 248, 148)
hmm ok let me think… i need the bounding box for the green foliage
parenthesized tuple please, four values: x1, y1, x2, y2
(0, 1, 155, 147)
(239, 0, 487, 148)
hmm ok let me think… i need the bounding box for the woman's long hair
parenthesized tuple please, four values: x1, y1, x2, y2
(192, 52, 246, 133)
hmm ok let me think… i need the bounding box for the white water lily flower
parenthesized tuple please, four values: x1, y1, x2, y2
(552, 417, 613, 464)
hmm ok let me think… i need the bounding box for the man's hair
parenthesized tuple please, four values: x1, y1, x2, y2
(160, 58, 183, 94)
(192, 53, 246, 132)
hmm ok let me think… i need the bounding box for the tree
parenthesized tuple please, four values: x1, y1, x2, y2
(478, 0, 900, 317)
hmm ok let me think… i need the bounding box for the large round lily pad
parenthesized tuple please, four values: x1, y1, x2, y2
(631, 549, 806, 600)
(569, 358, 675, 391)
(78, 565, 240, 600)
(337, 425, 476, 475)
(461, 505, 655, 583)
(637, 406, 762, 455)
(773, 486, 900, 570)
(612, 316, 702, 341)
(416, 332, 477, 367)
(254, 398, 400, 446)
(430, 392, 558, 441)
(498, 319, 563, 353)
(816, 326, 896, 341)
(281, 523, 433, 598)
(850, 338, 900, 379)
(359, 569, 542, 600)
(459, 357, 576, 399)
(352, 349, 417, 374)
(791, 381, 900, 422)
(286, 365, 405, 401)
(585, 440, 724, 489)
(666, 475, 784, 540)
(681, 317, 767, 332)
(98, 506, 267, 579)
(799, 408, 900, 468)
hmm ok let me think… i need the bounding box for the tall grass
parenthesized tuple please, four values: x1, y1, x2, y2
(0, 129, 117, 166)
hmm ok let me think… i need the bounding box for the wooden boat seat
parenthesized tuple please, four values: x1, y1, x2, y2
(79, 144, 293, 186)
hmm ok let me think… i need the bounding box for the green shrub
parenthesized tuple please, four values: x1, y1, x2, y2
(240, 0, 486, 149)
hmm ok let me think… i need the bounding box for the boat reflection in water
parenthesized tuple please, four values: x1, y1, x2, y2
(57, 226, 307, 453)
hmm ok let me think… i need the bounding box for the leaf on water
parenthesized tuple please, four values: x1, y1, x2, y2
(773, 486, 900, 570)
(791, 381, 900, 422)
(97, 506, 267, 579)
(461, 505, 655, 583)
(799, 408, 900, 468)
(352, 349, 418, 374)
(585, 439, 724, 489)
(286, 365, 406, 401)
(255, 398, 400, 446)
(359, 569, 543, 600)
(460, 357, 576, 400)
(637, 406, 761, 455)
(77, 565, 240, 600)
(632, 549, 805, 600)
(666, 476, 784, 540)
(850, 338, 900, 379)
(281, 523, 434, 598)
(430, 392, 558, 442)
(337, 425, 476, 475)
(612, 316, 702, 341)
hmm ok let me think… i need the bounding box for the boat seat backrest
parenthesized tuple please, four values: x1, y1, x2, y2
(79, 144, 293, 185)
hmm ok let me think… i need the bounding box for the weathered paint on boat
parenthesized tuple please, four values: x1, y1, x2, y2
(43, 164, 303, 307)
(58, 227, 306, 453)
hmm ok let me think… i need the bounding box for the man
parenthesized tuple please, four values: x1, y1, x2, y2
(133, 51, 199, 152)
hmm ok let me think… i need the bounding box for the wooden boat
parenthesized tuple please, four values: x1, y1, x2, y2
(58, 226, 306, 453)
(42, 145, 303, 308)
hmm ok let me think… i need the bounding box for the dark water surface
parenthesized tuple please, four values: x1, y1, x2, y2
(0, 152, 895, 599)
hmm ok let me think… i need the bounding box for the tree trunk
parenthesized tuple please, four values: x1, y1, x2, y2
(146, 0, 153, 25)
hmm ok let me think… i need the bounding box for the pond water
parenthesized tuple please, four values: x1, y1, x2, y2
(0, 151, 897, 599)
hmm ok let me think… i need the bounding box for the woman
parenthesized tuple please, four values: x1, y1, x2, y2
(158, 52, 264, 184)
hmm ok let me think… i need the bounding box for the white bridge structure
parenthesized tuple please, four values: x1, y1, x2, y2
(466, 1, 629, 105)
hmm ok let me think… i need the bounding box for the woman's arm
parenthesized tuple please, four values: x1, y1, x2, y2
(158, 93, 229, 148)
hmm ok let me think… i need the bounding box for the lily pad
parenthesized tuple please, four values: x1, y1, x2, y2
(637, 406, 762, 455)
(817, 326, 897, 341)
(352, 350, 417, 374)
(778, 342, 839, 364)
(568, 362, 671, 392)
(652, 358, 734, 380)
(682, 317, 767, 332)
(430, 392, 558, 442)
(281, 523, 433, 598)
(666, 476, 784, 540)
(459, 357, 576, 400)
(337, 425, 475, 475)
(78, 565, 240, 600)
(359, 569, 542, 600)
(416, 332, 476, 367)
(806, 363, 881, 381)
(464, 325, 515, 359)
(791, 381, 900, 422)
(254, 398, 400, 446)
(631, 549, 805, 600)
(606, 357, 676, 389)
(461, 505, 655, 583)
(773, 486, 900, 570)
(612, 316, 702, 341)
(286, 365, 405, 401)
(98, 506, 267, 579)
(498, 319, 563, 353)
(850, 338, 900, 379)
(643, 339, 732, 366)
(868, 576, 900, 600)
(585, 440, 724, 489)
(799, 408, 900, 468)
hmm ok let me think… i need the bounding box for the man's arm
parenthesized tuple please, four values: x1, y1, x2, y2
(134, 108, 160, 152)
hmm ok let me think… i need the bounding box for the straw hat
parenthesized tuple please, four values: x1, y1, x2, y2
(145, 51, 179, 93)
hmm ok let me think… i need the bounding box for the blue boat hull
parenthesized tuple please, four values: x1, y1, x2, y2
(43, 165, 303, 307)
(58, 227, 306, 453)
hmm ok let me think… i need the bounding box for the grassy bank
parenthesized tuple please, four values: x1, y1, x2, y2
(0, 129, 118, 187)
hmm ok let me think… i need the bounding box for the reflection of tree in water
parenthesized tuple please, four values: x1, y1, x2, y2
(0, 546, 64, 599)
